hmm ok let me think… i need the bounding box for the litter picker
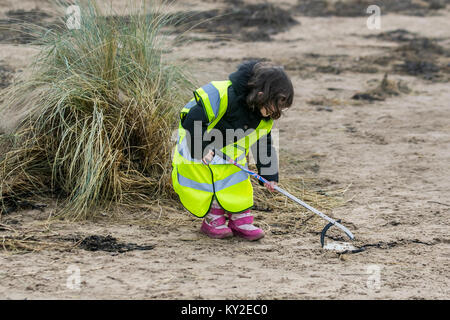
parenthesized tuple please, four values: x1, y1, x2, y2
(211, 148, 355, 247)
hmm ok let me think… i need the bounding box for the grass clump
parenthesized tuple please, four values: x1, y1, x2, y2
(0, 1, 193, 220)
(352, 73, 411, 102)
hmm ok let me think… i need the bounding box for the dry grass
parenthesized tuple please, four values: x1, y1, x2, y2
(306, 96, 344, 106)
(0, 222, 78, 253)
(0, 1, 193, 220)
(352, 73, 411, 101)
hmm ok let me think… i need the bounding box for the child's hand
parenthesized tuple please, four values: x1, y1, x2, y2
(202, 149, 215, 165)
(264, 181, 277, 192)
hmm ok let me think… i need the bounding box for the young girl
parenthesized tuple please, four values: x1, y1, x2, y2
(172, 60, 294, 241)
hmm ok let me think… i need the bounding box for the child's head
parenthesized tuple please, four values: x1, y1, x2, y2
(246, 61, 294, 120)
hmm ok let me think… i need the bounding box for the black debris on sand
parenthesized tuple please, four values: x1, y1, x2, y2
(393, 36, 450, 80)
(0, 63, 14, 89)
(369, 29, 419, 43)
(0, 9, 63, 44)
(173, 3, 298, 42)
(73, 235, 155, 253)
(362, 31, 450, 82)
(295, 0, 449, 17)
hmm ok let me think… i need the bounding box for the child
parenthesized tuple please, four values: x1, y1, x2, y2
(172, 60, 294, 240)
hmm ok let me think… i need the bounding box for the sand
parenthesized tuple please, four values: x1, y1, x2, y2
(0, 0, 449, 299)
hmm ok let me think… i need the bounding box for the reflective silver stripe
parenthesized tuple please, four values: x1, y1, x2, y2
(234, 150, 246, 162)
(177, 137, 248, 166)
(213, 151, 245, 163)
(184, 100, 196, 109)
(202, 83, 220, 118)
(176, 165, 248, 193)
(177, 136, 231, 165)
(177, 172, 213, 193)
(209, 154, 227, 165)
(214, 169, 248, 191)
(177, 136, 202, 163)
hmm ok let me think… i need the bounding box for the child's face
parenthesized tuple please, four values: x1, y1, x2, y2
(260, 106, 271, 117)
(257, 92, 289, 119)
(260, 104, 287, 119)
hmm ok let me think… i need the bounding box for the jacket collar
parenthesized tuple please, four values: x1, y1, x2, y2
(228, 60, 259, 99)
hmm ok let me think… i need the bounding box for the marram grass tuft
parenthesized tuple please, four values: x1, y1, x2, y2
(0, 1, 194, 220)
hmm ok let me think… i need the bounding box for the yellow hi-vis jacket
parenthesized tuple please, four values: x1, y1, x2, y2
(172, 80, 273, 217)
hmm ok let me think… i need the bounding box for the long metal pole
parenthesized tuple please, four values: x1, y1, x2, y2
(213, 149, 355, 240)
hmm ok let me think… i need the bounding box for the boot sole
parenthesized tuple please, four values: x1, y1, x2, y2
(200, 226, 233, 239)
(231, 229, 265, 241)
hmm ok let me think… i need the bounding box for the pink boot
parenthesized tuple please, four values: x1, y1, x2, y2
(200, 207, 233, 239)
(227, 210, 264, 241)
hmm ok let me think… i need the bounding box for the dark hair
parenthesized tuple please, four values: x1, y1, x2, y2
(246, 62, 294, 120)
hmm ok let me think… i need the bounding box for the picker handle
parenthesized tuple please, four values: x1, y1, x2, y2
(213, 148, 355, 241)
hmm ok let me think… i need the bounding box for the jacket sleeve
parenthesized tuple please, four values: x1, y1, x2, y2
(251, 131, 279, 184)
(181, 103, 216, 160)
